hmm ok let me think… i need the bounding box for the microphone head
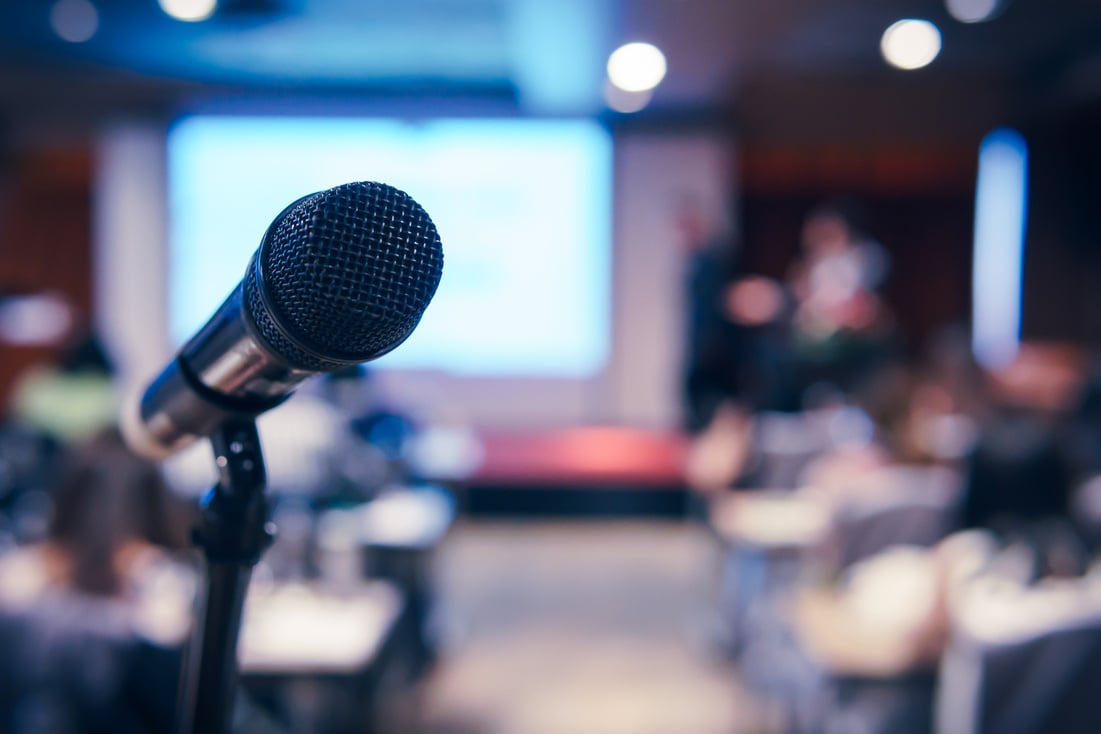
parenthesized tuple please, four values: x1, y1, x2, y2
(244, 181, 443, 371)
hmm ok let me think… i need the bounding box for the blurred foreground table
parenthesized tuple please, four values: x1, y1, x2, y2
(939, 570, 1101, 734)
(238, 580, 407, 734)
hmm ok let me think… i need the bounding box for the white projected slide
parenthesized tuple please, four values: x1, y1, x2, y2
(168, 116, 612, 377)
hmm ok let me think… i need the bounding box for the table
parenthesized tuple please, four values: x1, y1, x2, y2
(238, 580, 408, 734)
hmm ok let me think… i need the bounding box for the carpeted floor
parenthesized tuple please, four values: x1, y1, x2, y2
(411, 520, 769, 734)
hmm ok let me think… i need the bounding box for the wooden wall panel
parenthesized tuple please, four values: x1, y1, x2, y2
(737, 143, 977, 357)
(0, 147, 93, 405)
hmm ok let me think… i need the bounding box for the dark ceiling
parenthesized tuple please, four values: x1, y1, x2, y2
(1, 0, 1101, 145)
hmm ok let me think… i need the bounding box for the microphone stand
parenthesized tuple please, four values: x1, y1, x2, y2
(177, 418, 274, 734)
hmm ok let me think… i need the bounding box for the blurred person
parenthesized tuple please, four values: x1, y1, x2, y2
(320, 365, 422, 493)
(921, 325, 989, 421)
(1065, 352, 1101, 550)
(0, 418, 62, 545)
(0, 426, 196, 734)
(786, 199, 896, 402)
(8, 327, 118, 445)
(686, 200, 899, 492)
(678, 193, 747, 434)
(723, 272, 807, 416)
(720, 199, 896, 417)
(1065, 349, 1101, 481)
(954, 342, 1091, 578)
(851, 358, 978, 468)
(882, 326, 985, 465)
(678, 192, 772, 495)
(788, 346, 1091, 682)
(2, 327, 117, 541)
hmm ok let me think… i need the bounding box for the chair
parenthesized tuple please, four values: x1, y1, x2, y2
(938, 571, 1101, 734)
(830, 465, 962, 572)
(743, 411, 839, 489)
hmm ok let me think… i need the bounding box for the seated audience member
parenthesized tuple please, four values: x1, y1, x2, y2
(956, 343, 1091, 577)
(0, 427, 195, 734)
(8, 329, 119, 446)
(781, 346, 1094, 732)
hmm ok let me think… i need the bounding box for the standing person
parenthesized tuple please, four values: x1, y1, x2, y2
(679, 195, 745, 434)
(786, 199, 896, 400)
(679, 194, 771, 493)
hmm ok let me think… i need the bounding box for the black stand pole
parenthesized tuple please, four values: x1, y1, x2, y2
(177, 418, 273, 734)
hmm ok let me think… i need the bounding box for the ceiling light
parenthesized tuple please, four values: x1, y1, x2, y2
(50, 0, 98, 43)
(158, 0, 217, 22)
(604, 80, 653, 114)
(880, 19, 942, 70)
(607, 42, 667, 93)
(946, 0, 1005, 24)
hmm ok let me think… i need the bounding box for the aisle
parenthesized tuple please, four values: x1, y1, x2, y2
(414, 520, 767, 734)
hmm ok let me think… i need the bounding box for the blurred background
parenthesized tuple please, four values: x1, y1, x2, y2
(3, 0, 1101, 732)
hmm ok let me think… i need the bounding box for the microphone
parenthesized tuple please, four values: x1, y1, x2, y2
(122, 181, 444, 460)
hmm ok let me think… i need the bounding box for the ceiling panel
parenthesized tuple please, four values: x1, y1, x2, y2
(0, 0, 1099, 122)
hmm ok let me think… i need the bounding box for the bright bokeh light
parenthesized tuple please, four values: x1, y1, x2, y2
(603, 79, 653, 113)
(972, 128, 1028, 370)
(49, 0, 98, 43)
(158, 0, 217, 22)
(946, 0, 1004, 24)
(606, 42, 667, 93)
(0, 292, 73, 346)
(880, 19, 942, 70)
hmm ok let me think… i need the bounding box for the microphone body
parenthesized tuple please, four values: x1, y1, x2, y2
(125, 285, 307, 458)
(123, 181, 443, 460)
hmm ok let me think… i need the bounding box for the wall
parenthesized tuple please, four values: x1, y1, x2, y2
(93, 123, 172, 390)
(0, 147, 93, 400)
(608, 131, 734, 427)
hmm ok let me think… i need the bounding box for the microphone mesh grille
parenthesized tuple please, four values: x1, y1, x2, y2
(246, 181, 443, 371)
